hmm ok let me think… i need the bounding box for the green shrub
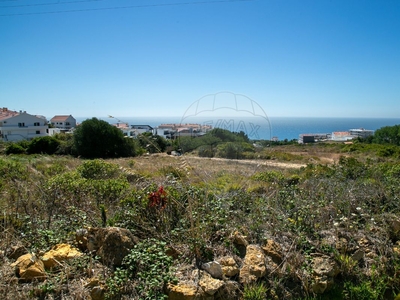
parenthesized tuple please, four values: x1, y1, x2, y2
(27, 136, 60, 154)
(5, 143, 26, 155)
(77, 159, 120, 180)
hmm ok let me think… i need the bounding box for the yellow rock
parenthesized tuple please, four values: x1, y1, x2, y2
(11, 253, 46, 281)
(41, 243, 82, 269)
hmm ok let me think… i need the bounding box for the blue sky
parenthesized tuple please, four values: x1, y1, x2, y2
(1, 0, 399, 119)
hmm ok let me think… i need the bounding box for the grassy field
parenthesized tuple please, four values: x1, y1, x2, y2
(1, 142, 400, 299)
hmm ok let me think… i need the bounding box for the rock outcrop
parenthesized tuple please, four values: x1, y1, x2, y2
(41, 243, 82, 269)
(11, 253, 46, 281)
(239, 244, 266, 284)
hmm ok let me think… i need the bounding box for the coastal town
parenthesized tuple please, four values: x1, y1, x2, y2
(0, 107, 374, 143)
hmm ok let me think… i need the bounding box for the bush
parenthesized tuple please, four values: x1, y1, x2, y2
(73, 118, 137, 158)
(27, 136, 60, 155)
(5, 143, 26, 155)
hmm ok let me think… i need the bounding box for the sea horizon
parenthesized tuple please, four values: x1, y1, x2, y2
(75, 116, 400, 141)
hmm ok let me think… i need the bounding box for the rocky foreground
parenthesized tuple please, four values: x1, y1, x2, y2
(3, 220, 400, 299)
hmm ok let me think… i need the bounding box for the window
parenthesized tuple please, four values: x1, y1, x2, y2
(34, 122, 40, 126)
(66, 122, 70, 125)
(36, 131, 40, 134)
(18, 122, 25, 127)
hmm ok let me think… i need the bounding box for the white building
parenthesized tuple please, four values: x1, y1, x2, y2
(349, 128, 374, 138)
(50, 115, 76, 131)
(0, 108, 49, 141)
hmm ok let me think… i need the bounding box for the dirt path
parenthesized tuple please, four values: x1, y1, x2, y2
(183, 155, 307, 169)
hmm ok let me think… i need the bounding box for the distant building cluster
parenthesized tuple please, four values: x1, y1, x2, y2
(298, 128, 374, 144)
(0, 107, 76, 142)
(0, 107, 213, 142)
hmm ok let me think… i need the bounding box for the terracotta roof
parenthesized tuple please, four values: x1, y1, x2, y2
(0, 108, 19, 121)
(51, 115, 70, 122)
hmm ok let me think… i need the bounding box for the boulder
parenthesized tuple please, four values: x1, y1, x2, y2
(261, 239, 283, 264)
(11, 253, 46, 281)
(218, 256, 239, 277)
(310, 256, 339, 294)
(80, 227, 139, 267)
(202, 261, 223, 279)
(168, 283, 212, 300)
(41, 243, 82, 269)
(86, 277, 106, 300)
(239, 245, 266, 284)
(232, 231, 248, 257)
(196, 270, 224, 296)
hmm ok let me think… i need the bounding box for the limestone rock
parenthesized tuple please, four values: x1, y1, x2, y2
(310, 257, 339, 294)
(311, 275, 334, 294)
(41, 243, 82, 269)
(214, 280, 241, 300)
(11, 253, 46, 281)
(202, 261, 223, 279)
(198, 271, 224, 295)
(218, 256, 239, 277)
(232, 231, 249, 247)
(239, 245, 266, 284)
(83, 227, 139, 267)
(312, 257, 339, 277)
(261, 239, 283, 264)
(168, 283, 211, 300)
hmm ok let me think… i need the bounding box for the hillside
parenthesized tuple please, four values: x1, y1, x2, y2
(1, 143, 400, 299)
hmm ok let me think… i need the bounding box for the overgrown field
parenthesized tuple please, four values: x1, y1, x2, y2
(1, 143, 400, 299)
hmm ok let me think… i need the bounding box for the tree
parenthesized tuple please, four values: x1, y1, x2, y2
(374, 125, 400, 145)
(27, 136, 60, 155)
(73, 118, 136, 158)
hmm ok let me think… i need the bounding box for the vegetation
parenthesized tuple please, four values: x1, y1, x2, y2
(73, 117, 137, 158)
(1, 124, 400, 299)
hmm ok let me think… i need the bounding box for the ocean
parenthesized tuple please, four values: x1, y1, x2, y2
(76, 116, 400, 141)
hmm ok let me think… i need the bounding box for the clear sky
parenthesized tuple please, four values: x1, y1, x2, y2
(1, 0, 399, 119)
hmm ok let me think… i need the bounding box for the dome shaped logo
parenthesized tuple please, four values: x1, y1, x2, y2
(180, 92, 272, 141)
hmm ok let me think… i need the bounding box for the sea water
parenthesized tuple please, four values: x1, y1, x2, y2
(76, 116, 400, 141)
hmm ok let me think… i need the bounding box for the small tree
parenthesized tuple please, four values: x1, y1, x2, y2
(27, 136, 60, 155)
(73, 118, 136, 158)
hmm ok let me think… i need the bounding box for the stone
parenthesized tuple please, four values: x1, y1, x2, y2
(198, 271, 224, 295)
(311, 275, 334, 294)
(218, 256, 239, 277)
(85, 227, 139, 267)
(202, 261, 223, 279)
(168, 283, 210, 300)
(41, 243, 82, 269)
(261, 239, 283, 264)
(11, 253, 46, 281)
(214, 280, 241, 300)
(310, 256, 339, 294)
(6, 243, 27, 260)
(351, 249, 364, 261)
(239, 245, 266, 284)
(232, 231, 249, 246)
(312, 257, 339, 277)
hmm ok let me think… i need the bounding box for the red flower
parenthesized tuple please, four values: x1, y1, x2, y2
(148, 186, 167, 210)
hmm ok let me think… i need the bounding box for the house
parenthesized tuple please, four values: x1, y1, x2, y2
(349, 128, 374, 139)
(131, 125, 154, 136)
(50, 115, 76, 131)
(0, 107, 49, 141)
(331, 131, 354, 141)
(155, 123, 212, 139)
(112, 123, 136, 137)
